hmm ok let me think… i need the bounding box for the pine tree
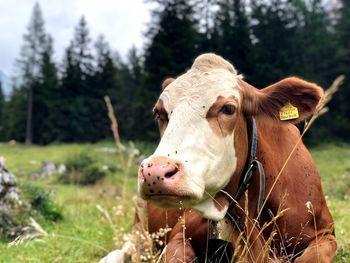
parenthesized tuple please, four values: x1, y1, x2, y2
(128, 46, 143, 85)
(3, 85, 27, 142)
(33, 36, 59, 144)
(59, 16, 95, 142)
(250, 0, 296, 86)
(291, 0, 335, 84)
(90, 35, 118, 141)
(195, 0, 218, 52)
(145, 0, 200, 82)
(143, 0, 201, 139)
(325, 0, 350, 140)
(61, 16, 93, 97)
(71, 16, 94, 84)
(214, 0, 253, 78)
(119, 46, 144, 139)
(16, 2, 48, 144)
(337, 0, 350, 70)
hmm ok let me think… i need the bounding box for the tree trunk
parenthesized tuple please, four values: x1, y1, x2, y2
(25, 85, 33, 145)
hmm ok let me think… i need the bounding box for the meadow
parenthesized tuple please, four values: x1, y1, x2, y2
(0, 141, 349, 262)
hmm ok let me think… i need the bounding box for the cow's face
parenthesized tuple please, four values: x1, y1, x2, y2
(138, 54, 323, 220)
(139, 55, 241, 219)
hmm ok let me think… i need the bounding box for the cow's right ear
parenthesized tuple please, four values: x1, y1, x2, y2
(161, 78, 176, 90)
(241, 77, 324, 124)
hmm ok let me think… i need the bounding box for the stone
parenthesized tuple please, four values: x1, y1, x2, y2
(42, 161, 57, 177)
(0, 158, 30, 239)
(57, 164, 66, 174)
(29, 161, 66, 180)
(0, 160, 19, 202)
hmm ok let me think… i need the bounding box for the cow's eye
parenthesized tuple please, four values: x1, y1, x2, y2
(153, 110, 161, 120)
(221, 104, 236, 115)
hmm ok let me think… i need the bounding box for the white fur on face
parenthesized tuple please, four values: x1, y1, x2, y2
(150, 54, 242, 220)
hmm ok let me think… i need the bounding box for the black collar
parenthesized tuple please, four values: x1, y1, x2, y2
(228, 117, 265, 216)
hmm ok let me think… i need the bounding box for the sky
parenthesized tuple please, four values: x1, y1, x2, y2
(0, 0, 151, 76)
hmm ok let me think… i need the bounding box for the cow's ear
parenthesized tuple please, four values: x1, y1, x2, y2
(161, 78, 176, 90)
(241, 77, 324, 123)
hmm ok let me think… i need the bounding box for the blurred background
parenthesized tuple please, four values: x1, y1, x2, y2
(0, 0, 348, 145)
(0, 1, 350, 262)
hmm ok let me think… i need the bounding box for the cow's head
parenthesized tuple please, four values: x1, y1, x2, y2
(138, 54, 323, 220)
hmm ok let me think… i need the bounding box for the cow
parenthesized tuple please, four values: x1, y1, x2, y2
(100, 53, 336, 262)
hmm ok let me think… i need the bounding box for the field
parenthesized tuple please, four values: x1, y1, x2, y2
(0, 142, 349, 262)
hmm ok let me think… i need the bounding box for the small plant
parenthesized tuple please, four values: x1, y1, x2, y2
(20, 183, 63, 222)
(0, 183, 62, 240)
(98, 197, 171, 263)
(0, 206, 29, 240)
(104, 96, 142, 198)
(59, 151, 110, 185)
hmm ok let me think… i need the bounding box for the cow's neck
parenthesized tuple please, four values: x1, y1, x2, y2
(227, 117, 301, 217)
(222, 115, 268, 220)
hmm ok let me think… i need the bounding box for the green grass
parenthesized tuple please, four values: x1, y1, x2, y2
(0, 141, 142, 262)
(0, 142, 349, 262)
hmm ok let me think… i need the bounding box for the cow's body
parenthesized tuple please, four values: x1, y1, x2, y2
(100, 54, 336, 262)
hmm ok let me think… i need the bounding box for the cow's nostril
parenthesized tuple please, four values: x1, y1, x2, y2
(164, 167, 179, 178)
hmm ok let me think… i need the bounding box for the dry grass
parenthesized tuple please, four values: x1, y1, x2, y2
(104, 96, 140, 199)
(103, 96, 170, 262)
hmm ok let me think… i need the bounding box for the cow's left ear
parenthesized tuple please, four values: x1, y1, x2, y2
(241, 77, 324, 123)
(161, 78, 176, 90)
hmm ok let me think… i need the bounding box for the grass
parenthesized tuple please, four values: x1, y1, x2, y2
(0, 141, 349, 262)
(0, 141, 140, 262)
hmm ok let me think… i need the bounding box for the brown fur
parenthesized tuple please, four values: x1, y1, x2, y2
(147, 204, 208, 262)
(161, 78, 176, 90)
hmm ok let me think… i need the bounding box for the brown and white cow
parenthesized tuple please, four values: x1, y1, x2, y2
(101, 54, 336, 262)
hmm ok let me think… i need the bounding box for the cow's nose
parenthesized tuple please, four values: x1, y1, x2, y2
(138, 157, 184, 195)
(140, 158, 181, 180)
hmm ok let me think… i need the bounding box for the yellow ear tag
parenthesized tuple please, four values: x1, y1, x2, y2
(279, 102, 299, 120)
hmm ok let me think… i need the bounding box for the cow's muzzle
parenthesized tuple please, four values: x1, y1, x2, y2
(138, 156, 189, 204)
